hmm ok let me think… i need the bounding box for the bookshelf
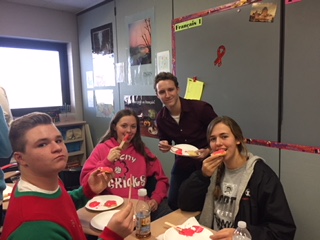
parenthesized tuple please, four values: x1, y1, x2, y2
(55, 121, 87, 169)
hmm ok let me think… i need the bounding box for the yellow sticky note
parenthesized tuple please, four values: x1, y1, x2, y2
(184, 78, 204, 100)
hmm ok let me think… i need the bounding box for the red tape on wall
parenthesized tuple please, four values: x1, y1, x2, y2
(245, 138, 320, 154)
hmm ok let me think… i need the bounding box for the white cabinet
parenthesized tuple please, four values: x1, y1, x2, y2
(55, 121, 87, 168)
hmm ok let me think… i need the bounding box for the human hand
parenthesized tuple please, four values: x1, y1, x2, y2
(210, 228, 235, 240)
(158, 140, 171, 153)
(106, 201, 135, 238)
(202, 153, 224, 177)
(147, 199, 159, 212)
(88, 168, 113, 194)
(107, 146, 121, 162)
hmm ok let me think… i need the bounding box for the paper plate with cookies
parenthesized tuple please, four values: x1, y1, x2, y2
(170, 144, 199, 157)
(85, 195, 124, 211)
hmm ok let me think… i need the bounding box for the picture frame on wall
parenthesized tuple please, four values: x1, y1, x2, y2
(124, 95, 162, 138)
(91, 23, 113, 55)
(125, 8, 155, 85)
(90, 23, 115, 87)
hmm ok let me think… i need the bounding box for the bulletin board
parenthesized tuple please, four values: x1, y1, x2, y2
(172, 0, 281, 142)
(282, 0, 320, 148)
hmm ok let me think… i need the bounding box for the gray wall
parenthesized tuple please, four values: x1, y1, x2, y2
(281, 1, 320, 239)
(282, 1, 320, 146)
(0, 1, 83, 120)
(77, 1, 117, 144)
(75, 1, 319, 239)
(174, 0, 280, 141)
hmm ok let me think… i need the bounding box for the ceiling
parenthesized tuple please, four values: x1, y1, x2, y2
(1, 0, 108, 14)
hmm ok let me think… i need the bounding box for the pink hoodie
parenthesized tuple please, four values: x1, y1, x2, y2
(80, 138, 169, 204)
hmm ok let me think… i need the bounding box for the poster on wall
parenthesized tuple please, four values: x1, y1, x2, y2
(95, 89, 115, 118)
(125, 9, 154, 85)
(115, 62, 125, 83)
(156, 50, 170, 73)
(129, 18, 152, 66)
(249, 3, 277, 23)
(91, 23, 115, 86)
(87, 90, 94, 108)
(124, 95, 162, 138)
(86, 71, 94, 88)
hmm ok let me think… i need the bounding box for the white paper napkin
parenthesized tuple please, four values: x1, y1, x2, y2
(156, 217, 200, 240)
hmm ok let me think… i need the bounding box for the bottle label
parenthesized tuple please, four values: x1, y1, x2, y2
(136, 212, 151, 236)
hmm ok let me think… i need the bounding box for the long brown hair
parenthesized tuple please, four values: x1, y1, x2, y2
(206, 116, 248, 199)
(99, 109, 156, 162)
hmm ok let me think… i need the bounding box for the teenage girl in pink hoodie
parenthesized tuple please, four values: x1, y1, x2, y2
(80, 109, 172, 220)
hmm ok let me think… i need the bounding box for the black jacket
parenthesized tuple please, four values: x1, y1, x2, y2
(178, 160, 296, 240)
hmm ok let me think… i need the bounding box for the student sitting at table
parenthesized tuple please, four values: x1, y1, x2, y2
(178, 116, 296, 240)
(1, 112, 135, 240)
(80, 109, 172, 220)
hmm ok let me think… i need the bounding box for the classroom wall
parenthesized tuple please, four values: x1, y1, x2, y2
(77, 1, 116, 145)
(77, 0, 174, 178)
(0, 1, 83, 120)
(282, 1, 320, 147)
(281, 1, 320, 239)
(173, 1, 320, 240)
(75, 1, 319, 239)
(174, 1, 280, 142)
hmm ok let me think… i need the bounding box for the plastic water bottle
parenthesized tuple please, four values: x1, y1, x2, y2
(135, 188, 151, 238)
(233, 221, 252, 240)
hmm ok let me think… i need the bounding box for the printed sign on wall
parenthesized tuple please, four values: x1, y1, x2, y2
(124, 95, 162, 138)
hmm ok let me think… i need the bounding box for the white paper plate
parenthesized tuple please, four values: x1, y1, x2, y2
(85, 195, 124, 211)
(170, 144, 199, 157)
(91, 210, 120, 231)
(164, 225, 213, 240)
(3, 185, 13, 201)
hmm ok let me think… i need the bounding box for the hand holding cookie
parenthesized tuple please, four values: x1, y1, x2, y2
(211, 149, 227, 158)
(202, 150, 226, 177)
(98, 166, 114, 174)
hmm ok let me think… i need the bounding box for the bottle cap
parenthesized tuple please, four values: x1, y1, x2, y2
(238, 221, 247, 228)
(138, 188, 147, 197)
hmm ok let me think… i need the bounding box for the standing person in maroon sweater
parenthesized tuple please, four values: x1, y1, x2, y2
(154, 72, 218, 210)
(1, 112, 135, 240)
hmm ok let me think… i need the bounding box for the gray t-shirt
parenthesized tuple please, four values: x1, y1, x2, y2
(213, 165, 246, 230)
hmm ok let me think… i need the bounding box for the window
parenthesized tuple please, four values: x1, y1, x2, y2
(0, 37, 70, 117)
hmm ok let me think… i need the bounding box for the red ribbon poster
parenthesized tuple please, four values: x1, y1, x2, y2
(214, 45, 226, 67)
